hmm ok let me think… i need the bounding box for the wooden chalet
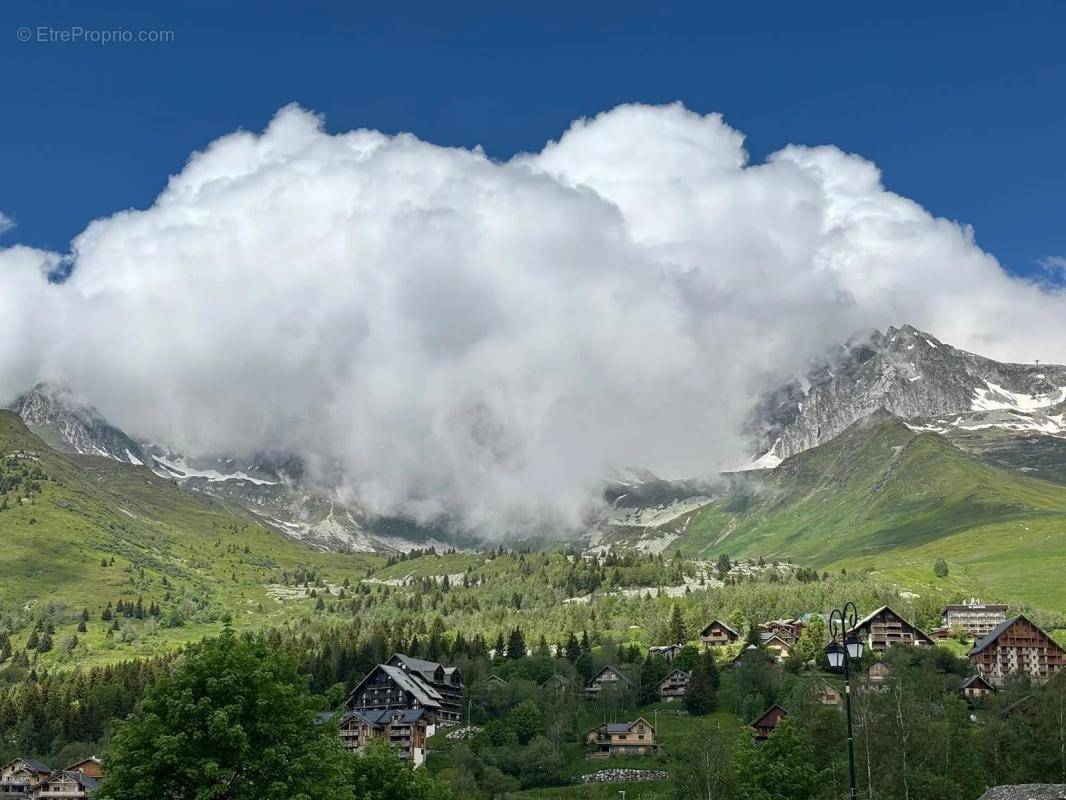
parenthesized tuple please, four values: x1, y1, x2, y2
(346, 664, 444, 725)
(1, 758, 52, 797)
(64, 758, 103, 781)
(941, 602, 1008, 637)
(540, 674, 572, 694)
(36, 771, 100, 798)
(584, 665, 633, 696)
(865, 661, 891, 684)
(480, 674, 508, 688)
(648, 644, 683, 662)
(968, 615, 1065, 687)
(338, 708, 430, 766)
(961, 675, 997, 699)
(732, 644, 774, 667)
(760, 632, 793, 662)
(759, 619, 805, 646)
(700, 619, 740, 648)
(852, 606, 933, 651)
(815, 679, 844, 708)
(586, 717, 658, 756)
(385, 654, 463, 723)
(751, 704, 788, 740)
(658, 668, 690, 701)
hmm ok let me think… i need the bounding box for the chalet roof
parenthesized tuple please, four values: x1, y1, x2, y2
(65, 756, 101, 771)
(760, 633, 792, 647)
(541, 674, 571, 687)
(344, 707, 427, 728)
(969, 615, 1042, 656)
(586, 665, 633, 687)
(347, 664, 443, 709)
(44, 771, 100, 791)
(732, 644, 773, 664)
(649, 644, 682, 653)
(750, 704, 788, 727)
(701, 619, 739, 637)
(382, 665, 444, 706)
(389, 653, 446, 678)
(587, 717, 654, 737)
(658, 669, 690, 687)
(853, 605, 934, 644)
(5, 757, 51, 774)
(962, 675, 996, 691)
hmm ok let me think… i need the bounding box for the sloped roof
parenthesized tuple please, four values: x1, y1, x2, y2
(700, 619, 739, 637)
(853, 605, 933, 644)
(5, 757, 51, 774)
(761, 633, 792, 648)
(586, 665, 633, 687)
(750, 704, 788, 727)
(389, 653, 444, 678)
(732, 644, 773, 664)
(962, 675, 996, 691)
(347, 664, 443, 709)
(966, 615, 1054, 655)
(658, 668, 690, 686)
(45, 771, 100, 791)
(541, 673, 571, 687)
(65, 756, 101, 771)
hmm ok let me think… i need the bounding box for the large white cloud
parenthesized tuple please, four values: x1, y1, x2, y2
(4, 102, 1065, 531)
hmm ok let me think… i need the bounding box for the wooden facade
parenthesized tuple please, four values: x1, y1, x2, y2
(815, 680, 844, 708)
(759, 619, 805, 646)
(968, 615, 1065, 687)
(658, 668, 690, 701)
(700, 620, 740, 648)
(338, 708, 429, 766)
(760, 633, 793, 662)
(1, 759, 52, 797)
(586, 717, 658, 756)
(732, 644, 774, 667)
(0, 758, 104, 798)
(751, 704, 788, 740)
(584, 665, 632, 696)
(961, 675, 997, 699)
(385, 654, 463, 723)
(33, 771, 99, 799)
(852, 606, 933, 651)
(648, 644, 682, 662)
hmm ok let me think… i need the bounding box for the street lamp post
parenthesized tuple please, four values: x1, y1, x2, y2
(826, 601, 864, 800)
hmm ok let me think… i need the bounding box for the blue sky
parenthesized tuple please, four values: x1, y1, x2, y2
(1, 0, 1063, 279)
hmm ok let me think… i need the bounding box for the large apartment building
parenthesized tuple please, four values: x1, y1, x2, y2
(940, 602, 1008, 637)
(968, 615, 1065, 687)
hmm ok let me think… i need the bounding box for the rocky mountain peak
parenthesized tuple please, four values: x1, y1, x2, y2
(748, 324, 1066, 464)
(11, 381, 150, 465)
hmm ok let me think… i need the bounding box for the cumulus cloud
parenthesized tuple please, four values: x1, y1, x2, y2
(4, 102, 1066, 532)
